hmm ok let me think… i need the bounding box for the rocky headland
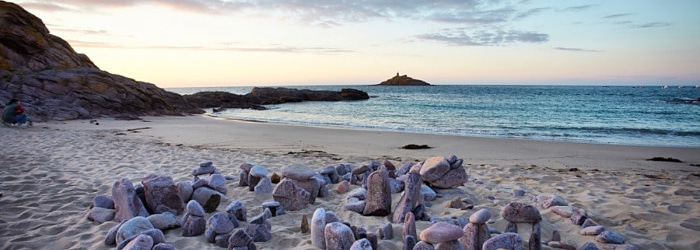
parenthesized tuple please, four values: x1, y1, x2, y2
(377, 73, 431, 86)
(0, 1, 369, 121)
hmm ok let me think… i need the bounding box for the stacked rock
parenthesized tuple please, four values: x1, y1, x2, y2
(419, 155, 468, 189)
(191, 161, 227, 212)
(459, 208, 492, 249)
(501, 202, 542, 250)
(246, 209, 273, 242)
(272, 164, 326, 211)
(110, 216, 171, 249)
(362, 169, 392, 216)
(482, 232, 523, 250)
(392, 172, 425, 223)
(182, 200, 207, 237)
(418, 222, 465, 249)
(205, 212, 237, 247)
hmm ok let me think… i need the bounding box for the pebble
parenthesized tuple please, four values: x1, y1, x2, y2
(249, 165, 268, 178)
(581, 225, 605, 236)
(324, 222, 356, 250)
(595, 230, 625, 244)
(300, 214, 310, 234)
(336, 180, 350, 194)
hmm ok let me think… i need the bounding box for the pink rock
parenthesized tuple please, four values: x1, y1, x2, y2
(501, 202, 542, 223)
(418, 222, 463, 244)
(581, 225, 605, 236)
(419, 156, 450, 182)
(469, 208, 491, 224)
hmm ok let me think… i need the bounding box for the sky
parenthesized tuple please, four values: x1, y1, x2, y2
(12, 0, 700, 87)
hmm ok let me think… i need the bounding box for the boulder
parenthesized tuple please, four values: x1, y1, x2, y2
(116, 216, 154, 245)
(482, 232, 523, 250)
(281, 164, 316, 180)
(324, 222, 356, 250)
(147, 212, 181, 230)
(362, 170, 392, 216)
(272, 178, 311, 211)
(191, 187, 223, 213)
(112, 178, 149, 222)
(141, 174, 183, 215)
(392, 173, 423, 223)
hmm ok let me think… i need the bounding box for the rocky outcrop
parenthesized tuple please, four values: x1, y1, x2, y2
(377, 73, 431, 86)
(184, 87, 370, 110)
(0, 1, 201, 121)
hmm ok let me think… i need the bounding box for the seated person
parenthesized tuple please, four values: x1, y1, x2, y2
(2, 98, 29, 126)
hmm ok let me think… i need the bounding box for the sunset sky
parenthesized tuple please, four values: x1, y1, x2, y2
(13, 0, 700, 87)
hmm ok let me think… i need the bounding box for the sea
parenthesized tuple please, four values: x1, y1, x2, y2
(168, 85, 700, 148)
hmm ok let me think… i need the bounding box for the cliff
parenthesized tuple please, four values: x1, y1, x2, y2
(377, 73, 431, 86)
(0, 1, 201, 121)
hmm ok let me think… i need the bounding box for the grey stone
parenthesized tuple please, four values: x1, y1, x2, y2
(226, 200, 247, 221)
(185, 200, 206, 218)
(93, 195, 115, 209)
(404, 235, 416, 250)
(147, 212, 181, 230)
(88, 207, 115, 223)
(246, 223, 272, 242)
(344, 199, 366, 214)
(262, 201, 284, 217)
(121, 234, 153, 250)
(413, 241, 435, 250)
(209, 212, 236, 234)
(272, 178, 311, 211)
(228, 228, 252, 248)
(363, 170, 392, 216)
(249, 165, 268, 178)
(152, 243, 176, 250)
(207, 173, 228, 195)
(393, 173, 423, 223)
(116, 216, 154, 245)
(419, 156, 451, 182)
(595, 231, 625, 244)
(311, 208, 327, 249)
(325, 222, 356, 250)
(349, 238, 372, 250)
(105, 221, 125, 246)
(177, 181, 193, 202)
(112, 178, 149, 222)
(254, 177, 273, 194)
(501, 202, 542, 223)
(281, 164, 316, 180)
(571, 208, 588, 226)
(181, 215, 206, 237)
(141, 173, 183, 215)
(428, 166, 468, 189)
(482, 232, 522, 250)
(378, 222, 393, 240)
(191, 186, 223, 213)
(578, 242, 600, 250)
(469, 208, 491, 224)
(434, 240, 462, 250)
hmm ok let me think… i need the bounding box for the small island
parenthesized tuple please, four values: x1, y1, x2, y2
(377, 72, 431, 86)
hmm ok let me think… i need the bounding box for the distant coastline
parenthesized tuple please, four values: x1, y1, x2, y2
(376, 73, 431, 86)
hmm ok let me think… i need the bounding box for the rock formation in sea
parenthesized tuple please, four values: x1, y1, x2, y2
(0, 1, 203, 121)
(377, 72, 431, 86)
(183, 87, 370, 111)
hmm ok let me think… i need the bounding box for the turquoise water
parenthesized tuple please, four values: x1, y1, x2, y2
(169, 85, 700, 148)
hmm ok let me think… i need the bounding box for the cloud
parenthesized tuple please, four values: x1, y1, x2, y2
(562, 5, 595, 12)
(603, 13, 632, 19)
(66, 39, 353, 54)
(514, 7, 549, 20)
(634, 22, 671, 28)
(417, 28, 549, 46)
(555, 47, 602, 53)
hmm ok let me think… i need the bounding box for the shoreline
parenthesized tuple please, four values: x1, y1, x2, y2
(1, 114, 699, 249)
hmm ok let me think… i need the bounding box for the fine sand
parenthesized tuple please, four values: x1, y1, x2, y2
(1, 114, 698, 250)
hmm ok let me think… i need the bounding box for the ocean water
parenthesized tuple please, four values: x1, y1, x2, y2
(169, 85, 700, 148)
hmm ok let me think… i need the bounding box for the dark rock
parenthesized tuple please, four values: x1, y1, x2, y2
(226, 200, 247, 221)
(578, 242, 600, 250)
(93, 195, 115, 209)
(191, 186, 223, 213)
(228, 228, 253, 248)
(402, 144, 432, 150)
(88, 207, 115, 223)
(254, 177, 273, 194)
(246, 223, 272, 242)
(393, 173, 423, 223)
(272, 178, 311, 211)
(363, 170, 392, 216)
(0, 2, 201, 121)
(482, 232, 522, 250)
(209, 212, 236, 234)
(152, 243, 176, 250)
(501, 202, 542, 223)
(141, 174, 183, 215)
(403, 235, 417, 250)
(181, 215, 206, 237)
(105, 221, 125, 246)
(301, 214, 310, 234)
(403, 212, 417, 240)
(262, 201, 284, 217)
(147, 212, 181, 230)
(571, 208, 588, 226)
(378, 222, 393, 240)
(646, 157, 683, 163)
(377, 73, 431, 86)
(176, 181, 193, 203)
(595, 231, 625, 244)
(270, 173, 281, 184)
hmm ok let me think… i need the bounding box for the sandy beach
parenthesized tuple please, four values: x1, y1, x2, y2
(1, 114, 698, 250)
